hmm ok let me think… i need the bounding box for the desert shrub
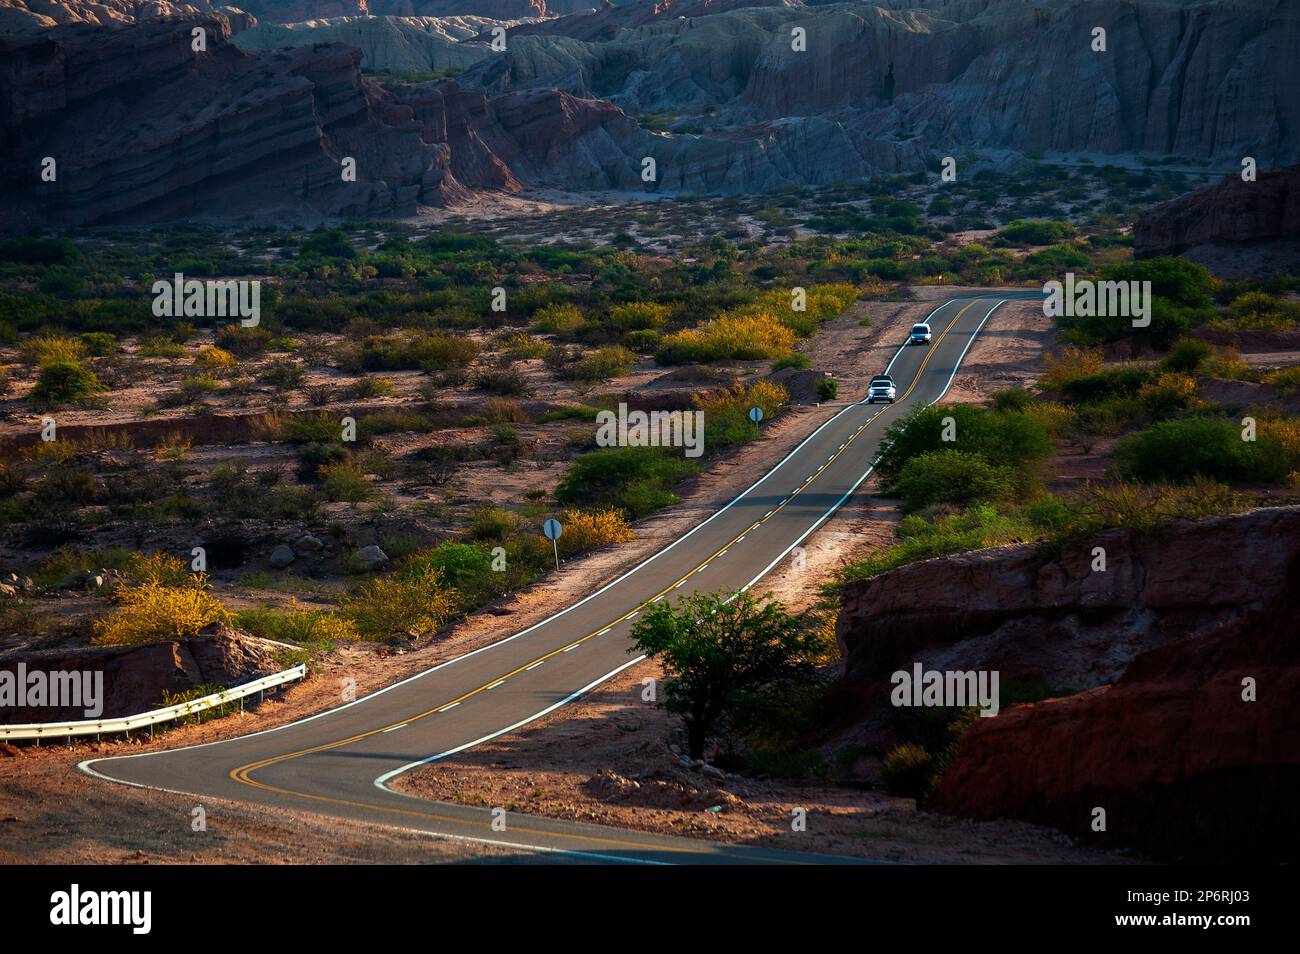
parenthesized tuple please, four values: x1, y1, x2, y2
(20, 334, 86, 367)
(772, 352, 811, 372)
(499, 333, 550, 359)
(194, 346, 237, 369)
(607, 301, 670, 331)
(1263, 366, 1300, 397)
(893, 450, 1018, 511)
(472, 365, 530, 396)
(554, 507, 634, 558)
(139, 336, 186, 358)
(1077, 478, 1249, 531)
(991, 387, 1033, 412)
(816, 377, 839, 401)
(347, 375, 397, 399)
(531, 303, 587, 336)
(260, 360, 305, 392)
(1136, 372, 1199, 416)
(468, 506, 521, 541)
(1038, 346, 1105, 392)
(35, 546, 135, 586)
(567, 345, 635, 382)
(873, 404, 1052, 492)
(994, 219, 1078, 246)
(341, 568, 457, 640)
(214, 323, 272, 358)
(92, 580, 228, 646)
(473, 399, 520, 426)
(556, 446, 699, 517)
(656, 313, 797, 364)
(1057, 366, 1153, 404)
(319, 460, 375, 503)
(693, 380, 790, 451)
(351, 332, 479, 372)
(122, 551, 191, 587)
(1114, 416, 1292, 484)
(266, 412, 340, 444)
(179, 372, 220, 402)
(234, 601, 358, 644)
(1163, 337, 1214, 373)
(296, 442, 349, 481)
(833, 505, 1036, 585)
(30, 360, 104, 404)
(880, 743, 933, 799)
(402, 542, 498, 605)
(79, 332, 117, 357)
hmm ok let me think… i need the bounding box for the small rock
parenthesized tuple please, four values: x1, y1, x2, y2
(700, 763, 726, 782)
(354, 545, 389, 570)
(269, 545, 296, 569)
(295, 534, 324, 552)
(0, 583, 17, 599)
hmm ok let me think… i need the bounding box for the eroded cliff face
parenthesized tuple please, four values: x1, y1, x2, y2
(929, 538, 1300, 860)
(1134, 163, 1300, 277)
(0, 16, 662, 226)
(833, 506, 1300, 860)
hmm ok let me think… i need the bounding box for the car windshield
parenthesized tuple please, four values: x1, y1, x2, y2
(912, 325, 928, 332)
(871, 377, 892, 385)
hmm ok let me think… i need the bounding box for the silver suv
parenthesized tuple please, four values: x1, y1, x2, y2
(867, 374, 896, 403)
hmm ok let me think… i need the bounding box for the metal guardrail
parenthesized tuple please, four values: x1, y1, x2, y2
(0, 663, 306, 743)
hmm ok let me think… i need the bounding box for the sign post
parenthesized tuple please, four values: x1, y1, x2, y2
(543, 518, 563, 571)
(748, 406, 764, 433)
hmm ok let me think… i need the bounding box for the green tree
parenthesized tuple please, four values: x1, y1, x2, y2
(629, 590, 823, 760)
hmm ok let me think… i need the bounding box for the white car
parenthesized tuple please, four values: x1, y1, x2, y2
(867, 374, 896, 403)
(909, 322, 932, 344)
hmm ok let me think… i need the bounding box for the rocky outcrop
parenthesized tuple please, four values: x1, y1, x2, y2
(836, 506, 1300, 693)
(234, 14, 505, 74)
(0, 0, 257, 33)
(0, 627, 280, 724)
(929, 535, 1300, 860)
(1134, 164, 1300, 277)
(832, 505, 1300, 859)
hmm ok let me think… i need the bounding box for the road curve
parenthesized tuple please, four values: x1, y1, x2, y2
(82, 295, 1025, 865)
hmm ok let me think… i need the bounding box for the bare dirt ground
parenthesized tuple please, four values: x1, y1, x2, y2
(938, 295, 1055, 405)
(389, 663, 1132, 864)
(1, 289, 1088, 864)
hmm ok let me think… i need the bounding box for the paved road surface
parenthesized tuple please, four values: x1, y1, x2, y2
(83, 295, 1026, 864)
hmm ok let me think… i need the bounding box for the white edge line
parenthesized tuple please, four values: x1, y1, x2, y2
(74, 754, 665, 866)
(374, 656, 647, 788)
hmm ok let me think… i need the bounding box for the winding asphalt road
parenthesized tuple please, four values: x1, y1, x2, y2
(81, 294, 1028, 864)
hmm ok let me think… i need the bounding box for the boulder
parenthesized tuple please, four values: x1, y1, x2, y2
(269, 545, 296, 568)
(929, 545, 1300, 861)
(354, 544, 389, 570)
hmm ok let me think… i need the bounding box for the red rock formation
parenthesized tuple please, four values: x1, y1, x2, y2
(835, 506, 1300, 693)
(1134, 164, 1300, 277)
(929, 541, 1300, 860)
(0, 627, 279, 724)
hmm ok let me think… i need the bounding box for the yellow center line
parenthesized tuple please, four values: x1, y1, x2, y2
(228, 299, 983, 838)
